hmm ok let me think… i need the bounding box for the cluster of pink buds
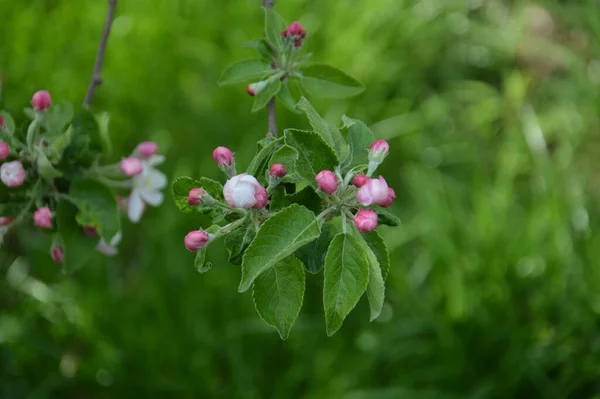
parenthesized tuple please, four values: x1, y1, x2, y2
(281, 21, 307, 48)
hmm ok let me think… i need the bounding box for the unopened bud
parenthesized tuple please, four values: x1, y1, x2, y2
(354, 209, 378, 233)
(0, 142, 10, 160)
(315, 170, 338, 195)
(212, 146, 234, 167)
(51, 247, 64, 265)
(187, 188, 206, 206)
(0, 116, 4, 130)
(0, 217, 14, 226)
(254, 186, 268, 209)
(381, 187, 396, 208)
(247, 81, 268, 97)
(83, 226, 98, 237)
(269, 163, 287, 178)
(32, 90, 52, 111)
(33, 207, 53, 229)
(120, 157, 143, 177)
(137, 141, 159, 158)
(0, 160, 26, 188)
(184, 230, 211, 252)
(353, 174, 368, 187)
(367, 140, 389, 175)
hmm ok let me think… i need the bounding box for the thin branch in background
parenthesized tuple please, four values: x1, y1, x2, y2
(83, 0, 118, 109)
(262, 0, 278, 137)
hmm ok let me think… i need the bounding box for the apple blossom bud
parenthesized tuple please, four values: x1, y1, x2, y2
(354, 210, 378, 233)
(381, 187, 396, 208)
(184, 230, 210, 252)
(367, 140, 389, 175)
(254, 186, 268, 209)
(120, 157, 143, 177)
(137, 141, 158, 158)
(0, 217, 14, 226)
(353, 174, 368, 187)
(315, 170, 338, 195)
(0, 161, 26, 188)
(212, 146, 234, 167)
(33, 207, 53, 229)
(356, 176, 389, 206)
(31, 90, 52, 111)
(269, 164, 287, 178)
(247, 81, 268, 97)
(51, 247, 64, 265)
(0, 142, 10, 160)
(187, 188, 206, 206)
(284, 21, 307, 39)
(83, 226, 98, 237)
(0, 116, 4, 130)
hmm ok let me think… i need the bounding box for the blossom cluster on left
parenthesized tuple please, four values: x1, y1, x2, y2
(0, 90, 166, 270)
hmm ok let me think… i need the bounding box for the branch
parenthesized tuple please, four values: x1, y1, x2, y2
(83, 0, 118, 109)
(262, 0, 278, 137)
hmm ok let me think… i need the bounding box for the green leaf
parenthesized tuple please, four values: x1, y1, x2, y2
(295, 218, 342, 273)
(323, 233, 369, 336)
(194, 225, 221, 273)
(61, 109, 102, 167)
(218, 59, 273, 85)
(253, 256, 305, 340)
(0, 111, 16, 134)
(270, 185, 322, 215)
(374, 209, 401, 227)
(358, 233, 385, 321)
(363, 230, 390, 280)
(341, 117, 375, 169)
(36, 149, 63, 179)
(296, 97, 347, 159)
(0, 202, 28, 217)
(263, 7, 287, 50)
(268, 144, 299, 182)
(41, 100, 73, 133)
(246, 137, 282, 178)
(225, 224, 256, 265)
(300, 64, 365, 99)
(244, 39, 273, 63)
(172, 176, 224, 215)
(277, 84, 301, 114)
(52, 126, 73, 159)
(56, 200, 97, 272)
(70, 179, 120, 243)
(284, 129, 338, 186)
(96, 111, 112, 155)
(294, 52, 313, 67)
(239, 204, 320, 292)
(252, 79, 282, 112)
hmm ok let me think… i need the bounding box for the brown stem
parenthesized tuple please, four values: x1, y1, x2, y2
(83, 0, 118, 109)
(262, 0, 278, 137)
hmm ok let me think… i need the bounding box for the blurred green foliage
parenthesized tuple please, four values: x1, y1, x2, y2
(2, 0, 600, 397)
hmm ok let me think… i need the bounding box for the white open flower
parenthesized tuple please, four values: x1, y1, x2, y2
(223, 173, 264, 209)
(97, 231, 122, 256)
(128, 155, 167, 223)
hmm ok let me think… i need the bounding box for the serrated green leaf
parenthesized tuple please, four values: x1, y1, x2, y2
(69, 179, 120, 243)
(342, 117, 375, 169)
(284, 129, 338, 186)
(0, 111, 16, 134)
(56, 200, 97, 272)
(246, 137, 282, 179)
(244, 39, 274, 63)
(270, 185, 322, 214)
(252, 79, 281, 112)
(218, 59, 273, 85)
(239, 204, 320, 292)
(41, 100, 73, 133)
(264, 7, 287, 50)
(277, 84, 301, 114)
(374, 208, 401, 227)
(296, 97, 347, 159)
(96, 111, 112, 155)
(356, 233, 385, 321)
(363, 230, 390, 280)
(294, 52, 313, 67)
(194, 225, 221, 273)
(268, 145, 298, 182)
(253, 256, 305, 340)
(295, 218, 342, 273)
(300, 64, 365, 99)
(172, 176, 224, 215)
(323, 233, 369, 336)
(36, 149, 62, 179)
(0, 202, 28, 217)
(225, 224, 256, 265)
(60, 109, 102, 167)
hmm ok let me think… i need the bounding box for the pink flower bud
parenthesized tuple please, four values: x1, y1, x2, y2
(356, 176, 389, 206)
(83, 226, 98, 237)
(0, 142, 10, 160)
(0, 161, 26, 188)
(368, 140, 389, 161)
(120, 157, 143, 177)
(212, 146, 234, 167)
(354, 210, 378, 233)
(137, 141, 158, 158)
(0, 116, 4, 129)
(285, 21, 307, 38)
(31, 90, 52, 111)
(33, 207, 53, 229)
(254, 186, 268, 209)
(51, 247, 64, 265)
(353, 174, 368, 187)
(223, 173, 265, 209)
(315, 170, 338, 195)
(0, 217, 14, 226)
(246, 81, 267, 97)
(380, 187, 396, 208)
(187, 188, 206, 206)
(184, 230, 210, 252)
(269, 163, 287, 178)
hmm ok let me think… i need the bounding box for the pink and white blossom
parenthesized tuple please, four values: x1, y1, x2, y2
(356, 176, 389, 206)
(380, 187, 396, 208)
(97, 232, 122, 256)
(127, 155, 167, 223)
(1, 161, 26, 188)
(136, 141, 159, 158)
(223, 173, 266, 209)
(120, 157, 143, 177)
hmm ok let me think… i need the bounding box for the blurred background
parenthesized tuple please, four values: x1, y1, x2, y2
(2, 0, 600, 397)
